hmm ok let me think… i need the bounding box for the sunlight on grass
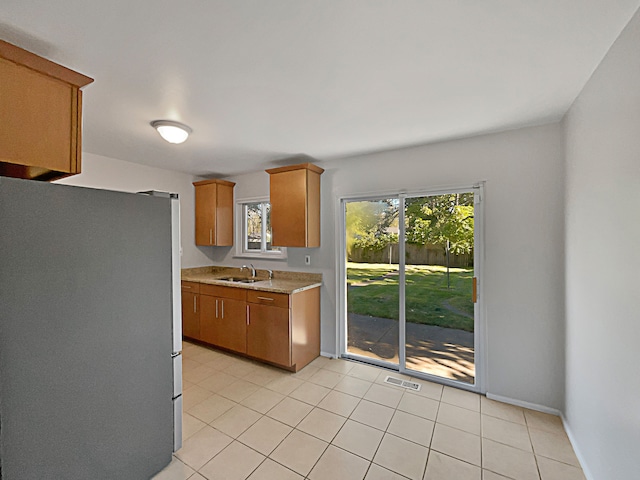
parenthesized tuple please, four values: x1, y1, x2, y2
(347, 262, 474, 332)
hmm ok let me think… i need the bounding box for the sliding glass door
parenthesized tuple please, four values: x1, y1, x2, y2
(342, 187, 481, 389)
(345, 198, 400, 369)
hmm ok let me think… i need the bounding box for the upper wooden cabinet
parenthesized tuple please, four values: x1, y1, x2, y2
(193, 178, 235, 246)
(266, 162, 324, 247)
(0, 40, 94, 181)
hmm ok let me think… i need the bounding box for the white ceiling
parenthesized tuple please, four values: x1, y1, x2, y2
(2, 1, 639, 176)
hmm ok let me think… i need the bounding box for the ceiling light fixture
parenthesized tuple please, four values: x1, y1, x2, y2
(150, 120, 192, 144)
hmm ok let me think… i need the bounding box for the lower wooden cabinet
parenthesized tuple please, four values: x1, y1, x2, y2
(181, 280, 320, 371)
(246, 288, 320, 371)
(199, 285, 247, 353)
(247, 303, 291, 367)
(181, 281, 200, 339)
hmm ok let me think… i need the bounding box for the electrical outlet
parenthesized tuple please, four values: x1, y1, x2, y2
(304, 255, 311, 265)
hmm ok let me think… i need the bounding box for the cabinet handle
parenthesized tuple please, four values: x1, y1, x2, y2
(209, 228, 213, 244)
(193, 296, 197, 313)
(246, 305, 249, 325)
(256, 296, 274, 301)
(215, 299, 219, 318)
(183, 285, 191, 289)
(221, 300, 224, 319)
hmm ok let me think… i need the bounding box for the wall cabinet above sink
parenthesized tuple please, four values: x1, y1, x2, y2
(266, 162, 324, 248)
(0, 40, 93, 181)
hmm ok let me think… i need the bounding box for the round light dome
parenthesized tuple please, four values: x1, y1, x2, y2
(150, 120, 192, 144)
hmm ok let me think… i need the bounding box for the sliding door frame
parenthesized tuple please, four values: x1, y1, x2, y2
(337, 183, 486, 394)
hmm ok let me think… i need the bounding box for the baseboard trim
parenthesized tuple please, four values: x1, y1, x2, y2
(320, 351, 337, 359)
(561, 414, 595, 480)
(485, 392, 562, 416)
(486, 393, 592, 478)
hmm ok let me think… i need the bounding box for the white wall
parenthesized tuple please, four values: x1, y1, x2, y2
(56, 152, 210, 268)
(217, 123, 566, 410)
(563, 6, 640, 479)
(65, 121, 567, 413)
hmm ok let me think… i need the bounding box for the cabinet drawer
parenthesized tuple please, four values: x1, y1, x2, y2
(181, 281, 200, 293)
(247, 290, 290, 309)
(200, 283, 247, 301)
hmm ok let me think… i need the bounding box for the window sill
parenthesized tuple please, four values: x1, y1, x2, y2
(232, 252, 287, 261)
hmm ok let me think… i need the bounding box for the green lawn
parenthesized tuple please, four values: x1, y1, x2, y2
(347, 262, 474, 332)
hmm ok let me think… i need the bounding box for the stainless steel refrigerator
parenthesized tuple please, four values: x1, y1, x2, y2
(0, 176, 182, 479)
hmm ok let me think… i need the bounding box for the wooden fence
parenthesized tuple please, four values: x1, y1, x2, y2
(349, 243, 472, 267)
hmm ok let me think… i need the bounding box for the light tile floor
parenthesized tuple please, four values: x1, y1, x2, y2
(154, 342, 586, 480)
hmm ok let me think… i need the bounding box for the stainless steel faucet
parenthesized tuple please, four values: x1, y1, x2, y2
(241, 264, 257, 278)
(266, 269, 273, 279)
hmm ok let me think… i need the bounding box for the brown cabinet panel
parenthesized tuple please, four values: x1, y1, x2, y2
(267, 163, 323, 248)
(181, 281, 201, 294)
(199, 293, 247, 353)
(246, 290, 290, 309)
(215, 183, 234, 246)
(291, 287, 321, 369)
(193, 179, 235, 246)
(199, 295, 218, 345)
(247, 304, 291, 367)
(181, 291, 200, 339)
(213, 298, 247, 353)
(0, 40, 93, 181)
(200, 284, 246, 301)
(270, 169, 307, 247)
(194, 182, 216, 246)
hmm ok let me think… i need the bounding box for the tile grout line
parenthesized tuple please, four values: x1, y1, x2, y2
(181, 343, 583, 480)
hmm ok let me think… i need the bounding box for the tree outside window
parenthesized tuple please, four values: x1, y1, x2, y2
(243, 202, 281, 254)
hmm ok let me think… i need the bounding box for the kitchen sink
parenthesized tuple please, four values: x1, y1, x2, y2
(219, 277, 260, 283)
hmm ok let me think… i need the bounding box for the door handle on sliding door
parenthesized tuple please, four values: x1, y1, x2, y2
(472, 277, 478, 303)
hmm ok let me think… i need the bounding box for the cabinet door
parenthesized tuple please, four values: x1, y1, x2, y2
(199, 295, 218, 345)
(267, 163, 323, 248)
(215, 183, 234, 246)
(270, 169, 308, 247)
(181, 291, 200, 339)
(247, 304, 291, 367)
(214, 298, 247, 353)
(195, 183, 216, 246)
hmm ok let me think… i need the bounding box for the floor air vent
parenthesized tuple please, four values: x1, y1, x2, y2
(384, 375, 422, 392)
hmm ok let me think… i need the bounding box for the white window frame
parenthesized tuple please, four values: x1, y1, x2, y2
(234, 197, 287, 260)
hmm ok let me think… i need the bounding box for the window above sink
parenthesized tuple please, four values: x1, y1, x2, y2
(235, 197, 287, 260)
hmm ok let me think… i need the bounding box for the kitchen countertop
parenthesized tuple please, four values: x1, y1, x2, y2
(181, 266, 322, 294)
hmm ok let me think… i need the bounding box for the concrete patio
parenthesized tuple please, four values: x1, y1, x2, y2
(347, 313, 475, 384)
